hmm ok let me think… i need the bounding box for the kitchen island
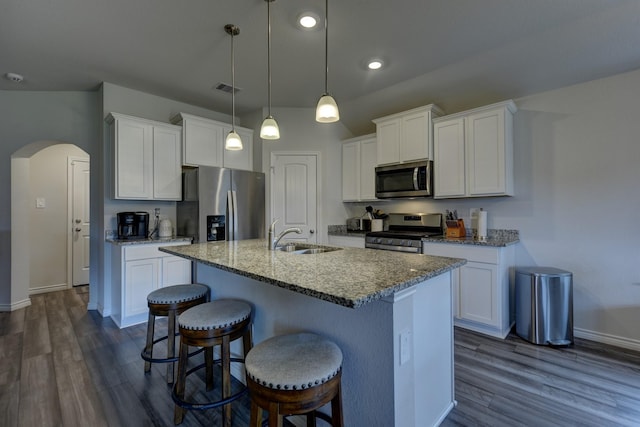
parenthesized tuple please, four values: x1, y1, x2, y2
(160, 240, 465, 427)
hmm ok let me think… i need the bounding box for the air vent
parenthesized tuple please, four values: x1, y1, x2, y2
(215, 82, 241, 94)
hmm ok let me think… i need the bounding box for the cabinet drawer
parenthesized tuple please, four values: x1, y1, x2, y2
(422, 243, 499, 264)
(124, 242, 189, 261)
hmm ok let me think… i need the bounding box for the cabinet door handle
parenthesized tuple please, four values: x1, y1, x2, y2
(309, 229, 315, 234)
(75, 228, 82, 232)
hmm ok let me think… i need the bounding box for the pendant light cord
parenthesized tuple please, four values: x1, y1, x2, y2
(267, 0, 272, 116)
(231, 27, 236, 132)
(324, 0, 329, 95)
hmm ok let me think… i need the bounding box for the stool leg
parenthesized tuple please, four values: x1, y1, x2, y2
(268, 402, 282, 427)
(243, 326, 253, 358)
(331, 383, 344, 427)
(205, 346, 214, 391)
(222, 334, 232, 427)
(306, 413, 316, 427)
(167, 309, 176, 384)
(173, 340, 189, 425)
(144, 312, 155, 373)
(249, 401, 261, 427)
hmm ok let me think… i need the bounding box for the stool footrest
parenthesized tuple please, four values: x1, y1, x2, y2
(172, 359, 247, 411)
(141, 335, 205, 364)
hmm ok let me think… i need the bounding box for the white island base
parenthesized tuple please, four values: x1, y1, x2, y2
(196, 263, 455, 427)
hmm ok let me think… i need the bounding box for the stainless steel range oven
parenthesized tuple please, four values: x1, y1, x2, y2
(365, 213, 443, 253)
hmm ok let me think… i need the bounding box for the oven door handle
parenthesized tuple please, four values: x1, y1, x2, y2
(413, 167, 419, 190)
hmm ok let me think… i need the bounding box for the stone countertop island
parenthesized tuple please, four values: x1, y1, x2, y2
(159, 239, 465, 308)
(160, 239, 465, 427)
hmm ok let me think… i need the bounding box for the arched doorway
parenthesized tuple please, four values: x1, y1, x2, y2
(11, 141, 90, 308)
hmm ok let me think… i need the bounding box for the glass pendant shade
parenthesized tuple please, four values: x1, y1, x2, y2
(225, 130, 243, 150)
(316, 0, 339, 123)
(316, 94, 340, 123)
(260, 116, 280, 139)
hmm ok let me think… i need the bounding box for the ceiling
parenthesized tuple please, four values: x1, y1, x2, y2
(2, 0, 640, 135)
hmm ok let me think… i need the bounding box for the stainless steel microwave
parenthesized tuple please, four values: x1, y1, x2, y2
(375, 160, 433, 198)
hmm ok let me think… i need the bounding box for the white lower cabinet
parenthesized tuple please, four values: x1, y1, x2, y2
(111, 242, 192, 328)
(422, 242, 515, 338)
(327, 235, 365, 248)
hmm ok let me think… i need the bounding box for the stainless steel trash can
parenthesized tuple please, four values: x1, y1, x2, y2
(515, 267, 573, 346)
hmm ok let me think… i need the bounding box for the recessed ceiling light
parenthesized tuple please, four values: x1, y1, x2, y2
(4, 72, 24, 83)
(298, 12, 320, 29)
(367, 60, 384, 70)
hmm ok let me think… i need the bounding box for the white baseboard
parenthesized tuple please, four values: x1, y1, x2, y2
(29, 283, 68, 295)
(0, 298, 32, 312)
(574, 327, 640, 352)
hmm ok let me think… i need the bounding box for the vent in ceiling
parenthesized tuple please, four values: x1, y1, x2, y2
(214, 82, 241, 94)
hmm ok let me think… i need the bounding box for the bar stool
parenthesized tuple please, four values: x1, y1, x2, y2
(141, 284, 209, 384)
(172, 299, 253, 427)
(245, 333, 344, 427)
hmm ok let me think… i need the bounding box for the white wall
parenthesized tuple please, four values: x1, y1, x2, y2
(29, 144, 88, 292)
(343, 69, 640, 348)
(0, 91, 99, 310)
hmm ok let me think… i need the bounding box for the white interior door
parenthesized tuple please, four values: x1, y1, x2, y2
(71, 158, 90, 286)
(271, 153, 318, 243)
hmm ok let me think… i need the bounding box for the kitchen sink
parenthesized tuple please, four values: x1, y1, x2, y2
(276, 243, 341, 254)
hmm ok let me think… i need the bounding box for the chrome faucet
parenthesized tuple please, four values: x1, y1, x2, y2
(268, 219, 302, 250)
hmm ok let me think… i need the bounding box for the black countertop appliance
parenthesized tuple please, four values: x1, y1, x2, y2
(117, 211, 149, 239)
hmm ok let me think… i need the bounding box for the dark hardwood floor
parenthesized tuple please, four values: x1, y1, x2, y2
(2, 287, 640, 426)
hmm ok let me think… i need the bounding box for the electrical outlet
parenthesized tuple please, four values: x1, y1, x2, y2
(36, 197, 46, 209)
(105, 229, 116, 239)
(154, 208, 160, 217)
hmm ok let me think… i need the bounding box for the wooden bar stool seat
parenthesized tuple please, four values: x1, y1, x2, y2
(141, 283, 209, 384)
(172, 299, 253, 427)
(245, 333, 344, 427)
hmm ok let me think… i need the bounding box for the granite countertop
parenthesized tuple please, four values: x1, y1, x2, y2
(328, 225, 519, 247)
(107, 236, 192, 246)
(159, 239, 465, 309)
(421, 229, 519, 247)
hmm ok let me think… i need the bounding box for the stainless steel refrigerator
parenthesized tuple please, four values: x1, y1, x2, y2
(177, 166, 265, 243)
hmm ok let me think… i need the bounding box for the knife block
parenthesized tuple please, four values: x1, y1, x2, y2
(446, 219, 466, 238)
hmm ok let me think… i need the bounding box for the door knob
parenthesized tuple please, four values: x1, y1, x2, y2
(309, 229, 315, 234)
(75, 228, 82, 232)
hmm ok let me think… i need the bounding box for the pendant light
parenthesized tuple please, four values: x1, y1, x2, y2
(225, 24, 243, 151)
(315, 0, 339, 123)
(260, 0, 280, 140)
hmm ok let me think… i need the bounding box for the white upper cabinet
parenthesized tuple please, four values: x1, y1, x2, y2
(152, 126, 182, 199)
(107, 112, 182, 201)
(221, 124, 254, 171)
(433, 100, 516, 199)
(373, 104, 443, 166)
(171, 113, 253, 171)
(342, 134, 377, 202)
(174, 113, 224, 167)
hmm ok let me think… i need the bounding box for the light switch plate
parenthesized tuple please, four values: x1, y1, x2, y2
(36, 197, 46, 209)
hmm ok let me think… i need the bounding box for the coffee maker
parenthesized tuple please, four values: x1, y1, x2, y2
(117, 212, 149, 239)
